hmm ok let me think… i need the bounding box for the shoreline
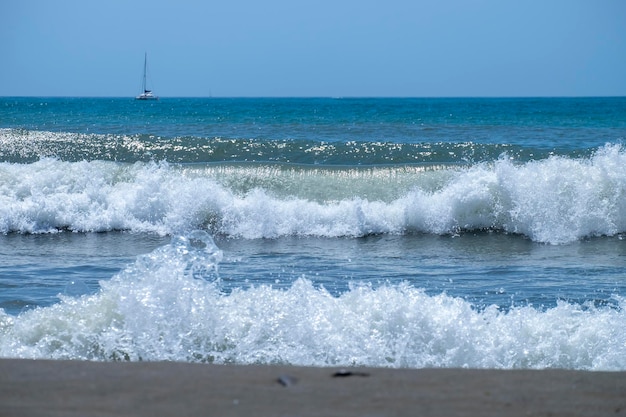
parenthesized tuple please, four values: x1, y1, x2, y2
(1, 359, 625, 416)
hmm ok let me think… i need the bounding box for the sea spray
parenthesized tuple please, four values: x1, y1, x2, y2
(494, 144, 626, 243)
(0, 231, 223, 361)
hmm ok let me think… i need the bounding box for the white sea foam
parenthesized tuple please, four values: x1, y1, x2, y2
(0, 144, 624, 243)
(0, 230, 624, 370)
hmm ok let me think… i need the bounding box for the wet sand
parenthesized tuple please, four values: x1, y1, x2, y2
(1, 359, 625, 416)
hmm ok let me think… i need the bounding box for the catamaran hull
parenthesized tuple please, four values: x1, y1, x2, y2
(135, 93, 158, 100)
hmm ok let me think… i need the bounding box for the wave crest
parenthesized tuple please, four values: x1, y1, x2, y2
(0, 144, 624, 243)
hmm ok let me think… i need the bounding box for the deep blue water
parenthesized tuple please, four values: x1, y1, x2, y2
(0, 97, 625, 369)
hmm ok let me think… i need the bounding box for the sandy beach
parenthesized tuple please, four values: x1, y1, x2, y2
(1, 359, 624, 417)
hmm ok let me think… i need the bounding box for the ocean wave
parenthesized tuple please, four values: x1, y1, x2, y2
(1, 230, 624, 370)
(0, 128, 577, 165)
(0, 144, 624, 243)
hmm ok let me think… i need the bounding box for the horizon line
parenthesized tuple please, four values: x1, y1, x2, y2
(2, 94, 626, 99)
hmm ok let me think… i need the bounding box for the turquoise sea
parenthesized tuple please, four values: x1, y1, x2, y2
(1, 97, 625, 369)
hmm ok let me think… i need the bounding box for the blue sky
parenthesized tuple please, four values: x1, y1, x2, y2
(2, 0, 625, 97)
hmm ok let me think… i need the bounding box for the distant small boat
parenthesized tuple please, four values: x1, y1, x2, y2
(136, 53, 158, 100)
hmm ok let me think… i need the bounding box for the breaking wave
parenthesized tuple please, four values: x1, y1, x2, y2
(0, 144, 624, 244)
(1, 230, 624, 370)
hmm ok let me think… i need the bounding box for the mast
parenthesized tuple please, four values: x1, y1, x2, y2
(142, 52, 148, 93)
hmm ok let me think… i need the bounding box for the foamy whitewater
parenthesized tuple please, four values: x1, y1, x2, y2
(0, 97, 625, 370)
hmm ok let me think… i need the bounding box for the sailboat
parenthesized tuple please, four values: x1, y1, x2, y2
(136, 53, 158, 100)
